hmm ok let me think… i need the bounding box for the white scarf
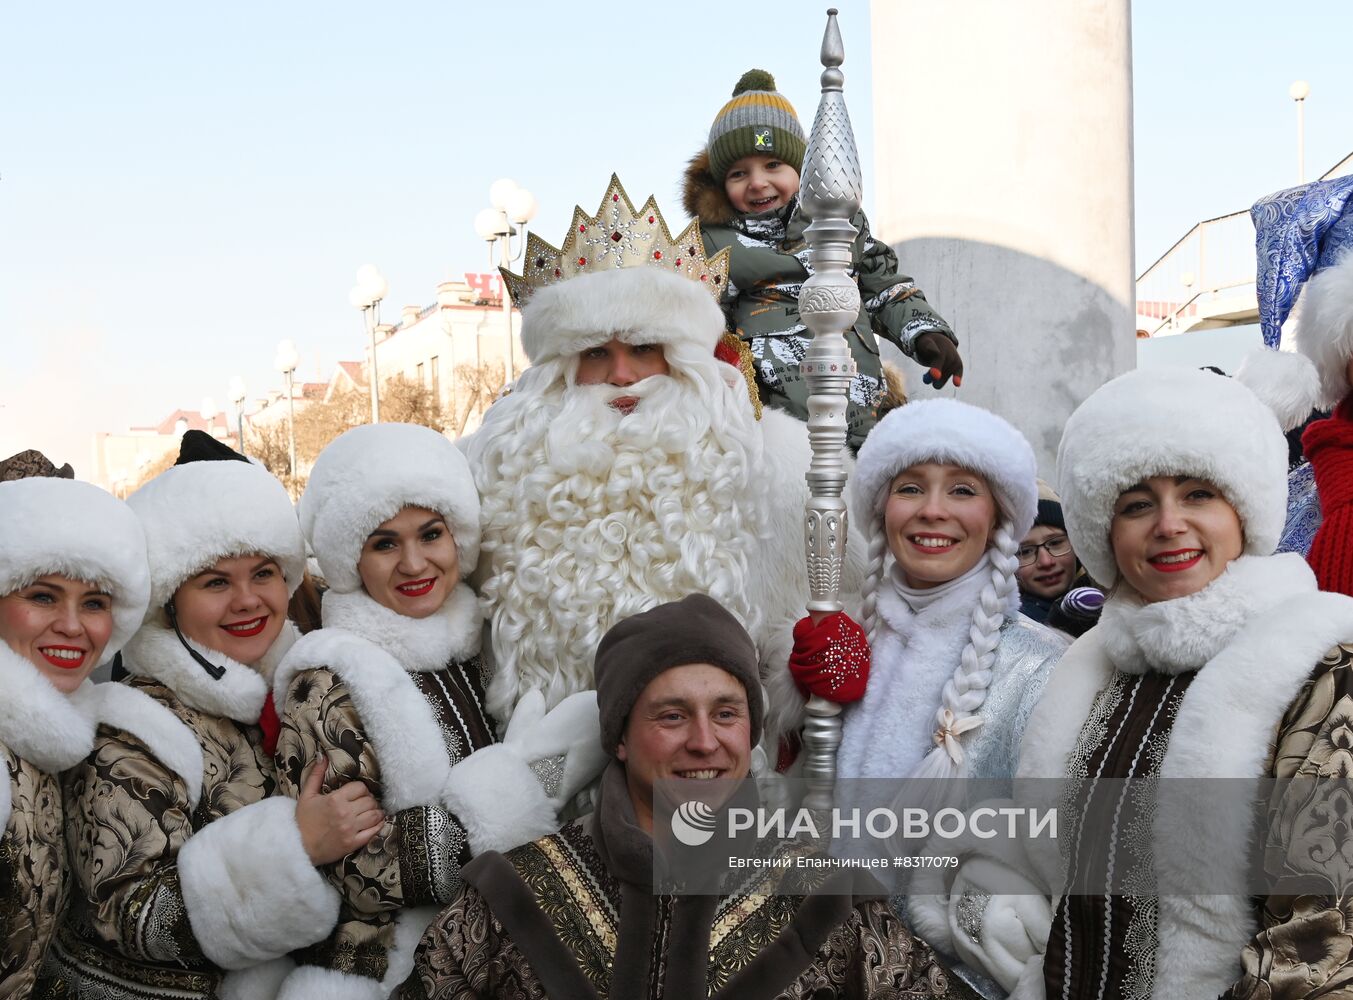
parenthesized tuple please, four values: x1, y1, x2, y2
(838, 555, 1012, 780)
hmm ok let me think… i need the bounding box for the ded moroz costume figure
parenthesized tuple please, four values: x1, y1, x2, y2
(37, 433, 342, 1000)
(271, 423, 604, 1000)
(466, 173, 861, 748)
(1, 475, 150, 998)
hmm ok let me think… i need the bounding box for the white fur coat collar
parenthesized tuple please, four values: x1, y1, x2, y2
(838, 559, 1014, 781)
(273, 584, 483, 812)
(1018, 552, 1353, 999)
(1099, 553, 1314, 675)
(320, 583, 481, 673)
(0, 642, 100, 773)
(122, 620, 298, 724)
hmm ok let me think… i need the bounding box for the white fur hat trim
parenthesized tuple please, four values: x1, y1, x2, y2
(1295, 249, 1353, 410)
(299, 423, 480, 593)
(0, 478, 151, 663)
(1056, 367, 1288, 587)
(852, 398, 1039, 537)
(128, 461, 306, 611)
(519, 266, 725, 367)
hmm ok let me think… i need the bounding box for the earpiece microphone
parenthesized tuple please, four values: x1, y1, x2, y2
(164, 600, 227, 680)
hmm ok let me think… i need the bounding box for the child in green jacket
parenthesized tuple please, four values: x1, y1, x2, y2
(682, 69, 962, 451)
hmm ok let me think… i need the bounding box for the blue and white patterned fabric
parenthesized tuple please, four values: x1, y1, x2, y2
(1278, 460, 1321, 557)
(1252, 175, 1353, 347)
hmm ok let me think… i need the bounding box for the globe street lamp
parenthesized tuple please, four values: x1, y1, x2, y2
(200, 397, 217, 437)
(228, 376, 247, 455)
(474, 178, 537, 381)
(1290, 80, 1310, 183)
(349, 265, 389, 422)
(274, 339, 301, 489)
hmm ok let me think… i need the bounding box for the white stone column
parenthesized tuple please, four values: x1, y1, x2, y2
(870, 0, 1136, 476)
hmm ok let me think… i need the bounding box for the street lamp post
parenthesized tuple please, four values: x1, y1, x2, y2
(200, 397, 217, 438)
(349, 265, 389, 423)
(1290, 80, 1310, 184)
(274, 339, 301, 489)
(474, 179, 537, 382)
(228, 376, 247, 455)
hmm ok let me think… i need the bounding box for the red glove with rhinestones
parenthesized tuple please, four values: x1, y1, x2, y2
(788, 612, 870, 703)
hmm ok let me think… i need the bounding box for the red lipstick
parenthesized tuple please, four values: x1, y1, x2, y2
(222, 616, 268, 637)
(1148, 549, 1203, 573)
(396, 578, 436, 597)
(39, 645, 88, 669)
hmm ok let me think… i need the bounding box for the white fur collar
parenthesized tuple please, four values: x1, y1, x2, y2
(0, 642, 99, 772)
(839, 561, 999, 781)
(122, 622, 298, 724)
(273, 628, 452, 810)
(1099, 553, 1315, 675)
(320, 583, 481, 673)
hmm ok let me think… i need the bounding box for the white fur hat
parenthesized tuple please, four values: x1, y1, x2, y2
(299, 423, 480, 594)
(0, 478, 151, 663)
(128, 461, 306, 612)
(852, 398, 1039, 537)
(519, 266, 725, 368)
(1056, 367, 1288, 587)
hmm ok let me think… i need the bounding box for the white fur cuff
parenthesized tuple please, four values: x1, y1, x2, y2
(180, 797, 340, 969)
(442, 743, 560, 855)
(221, 957, 294, 1000)
(277, 964, 384, 1000)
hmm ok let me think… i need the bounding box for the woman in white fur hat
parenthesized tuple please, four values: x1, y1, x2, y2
(37, 433, 382, 1000)
(836, 399, 1066, 789)
(0, 477, 150, 997)
(928, 367, 1353, 998)
(271, 423, 605, 1000)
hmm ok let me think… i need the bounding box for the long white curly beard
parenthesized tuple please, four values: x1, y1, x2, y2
(468, 345, 769, 726)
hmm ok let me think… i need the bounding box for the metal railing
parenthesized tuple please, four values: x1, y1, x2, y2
(1135, 149, 1353, 338)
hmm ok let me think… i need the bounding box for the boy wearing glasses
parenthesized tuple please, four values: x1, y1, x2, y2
(1015, 485, 1104, 636)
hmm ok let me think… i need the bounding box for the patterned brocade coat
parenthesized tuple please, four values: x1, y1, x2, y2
(35, 623, 338, 1000)
(0, 646, 100, 1000)
(272, 584, 558, 1000)
(401, 762, 953, 1000)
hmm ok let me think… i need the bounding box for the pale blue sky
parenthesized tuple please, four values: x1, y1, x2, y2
(2, 0, 1351, 468)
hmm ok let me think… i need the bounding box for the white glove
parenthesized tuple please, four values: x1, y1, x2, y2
(502, 688, 608, 808)
(443, 689, 607, 856)
(947, 857, 1053, 994)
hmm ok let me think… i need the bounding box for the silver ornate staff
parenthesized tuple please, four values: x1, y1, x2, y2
(798, 7, 862, 813)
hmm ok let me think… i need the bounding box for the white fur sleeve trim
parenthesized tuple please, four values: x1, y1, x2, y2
(221, 957, 294, 1000)
(179, 797, 339, 969)
(442, 743, 559, 856)
(274, 628, 452, 811)
(95, 681, 206, 808)
(0, 755, 11, 835)
(276, 964, 384, 1000)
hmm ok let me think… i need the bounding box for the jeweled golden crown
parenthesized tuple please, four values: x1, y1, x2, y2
(501, 174, 731, 306)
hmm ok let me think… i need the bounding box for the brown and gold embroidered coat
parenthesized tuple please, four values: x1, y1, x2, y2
(401, 763, 953, 1000)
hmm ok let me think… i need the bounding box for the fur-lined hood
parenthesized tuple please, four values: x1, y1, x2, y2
(681, 148, 738, 228)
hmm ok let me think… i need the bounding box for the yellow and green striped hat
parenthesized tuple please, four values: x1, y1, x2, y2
(707, 69, 806, 183)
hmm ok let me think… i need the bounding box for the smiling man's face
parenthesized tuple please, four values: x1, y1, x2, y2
(617, 663, 752, 833)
